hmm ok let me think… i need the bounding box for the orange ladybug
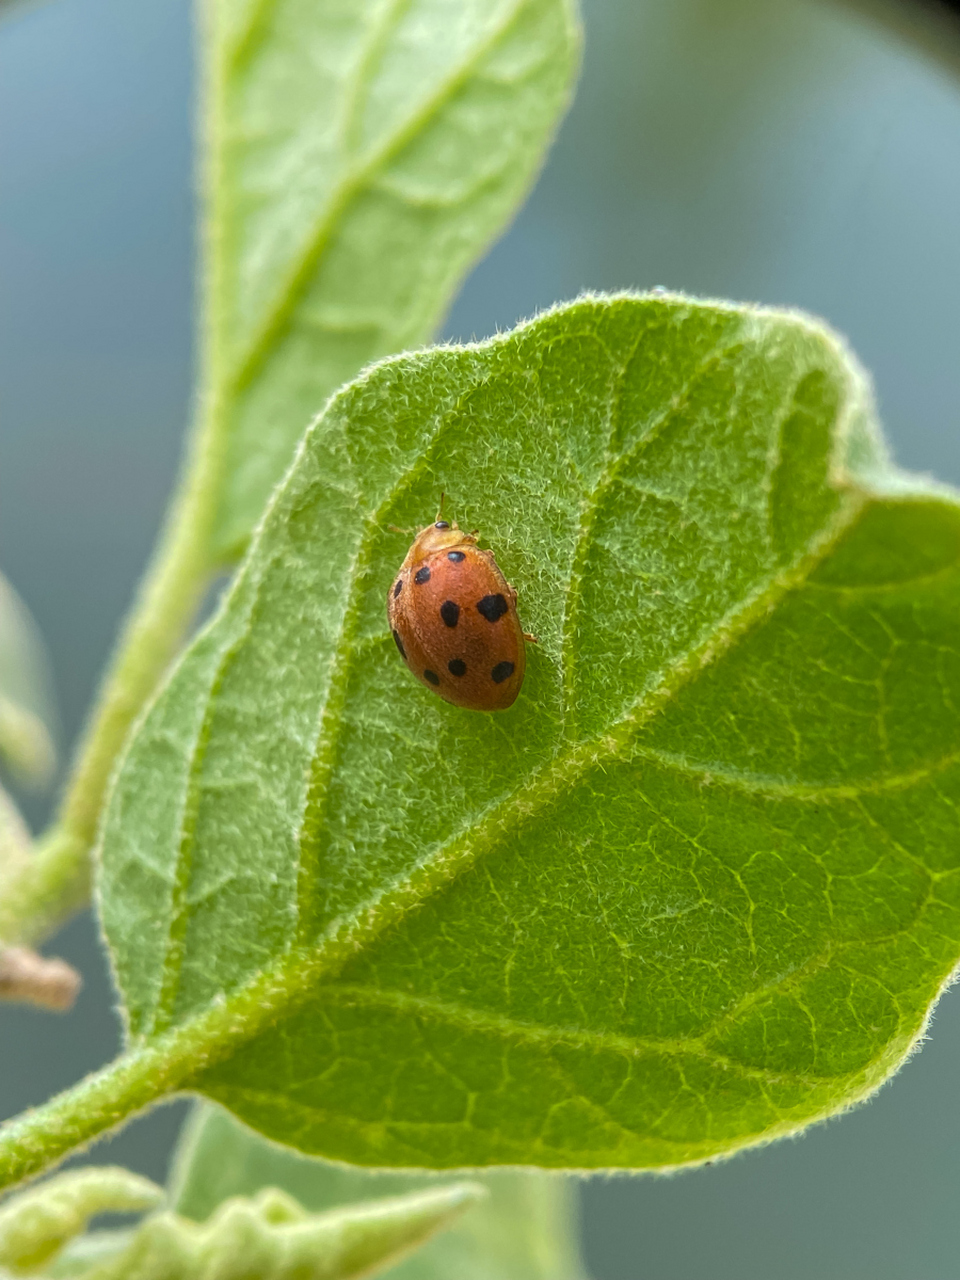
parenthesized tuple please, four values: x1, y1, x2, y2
(387, 509, 531, 711)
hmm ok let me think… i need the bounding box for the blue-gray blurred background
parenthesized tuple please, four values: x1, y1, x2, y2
(2, 0, 960, 1276)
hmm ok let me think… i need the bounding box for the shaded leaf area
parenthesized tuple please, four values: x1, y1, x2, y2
(207, 0, 579, 559)
(167, 1102, 586, 1280)
(99, 294, 960, 1170)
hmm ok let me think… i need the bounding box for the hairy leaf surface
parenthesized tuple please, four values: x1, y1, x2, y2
(169, 1103, 586, 1280)
(204, 0, 580, 560)
(99, 293, 960, 1170)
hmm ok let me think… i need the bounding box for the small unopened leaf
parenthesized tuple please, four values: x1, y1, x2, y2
(168, 1103, 586, 1280)
(204, 0, 580, 560)
(99, 293, 960, 1169)
(44, 1229, 135, 1279)
(58, 1183, 482, 1280)
(0, 1168, 162, 1274)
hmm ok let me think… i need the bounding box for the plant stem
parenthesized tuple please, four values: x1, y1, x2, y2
(0, 1029, 197, 1194)
(0, 828, 87, 949)
(0, 949, 318, 1194)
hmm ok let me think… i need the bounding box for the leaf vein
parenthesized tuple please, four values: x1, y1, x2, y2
(297, 982, 872, 1089)
(625, 742, 960, 802)
(559, 324, 752, 737)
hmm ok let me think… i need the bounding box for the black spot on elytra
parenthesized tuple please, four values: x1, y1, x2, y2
(448, 658, 467, 677)
(392, 630, 406, 659)
(424, 669, 440, 686)
(477, 593, 508, 622)
(393, 579, 403, 597)
(440, 600, 460, 628)
(447, 550, 466, 563)
(414, 566, 431, 585)
(491, 661, 514, 684)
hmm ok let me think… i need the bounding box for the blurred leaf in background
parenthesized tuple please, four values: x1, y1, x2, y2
(0, 1166, 162, 1274)
(0, 571, 55, 788)
(55, 1184, 485, 1280)
(1, 1163, 483, 1280)
(168, 1103, 586, 1280)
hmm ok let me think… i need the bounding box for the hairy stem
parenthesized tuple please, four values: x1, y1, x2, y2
(0, 827, 98, 946)
(0, 1034, 197, 1195)
(0, 949, 319, 1194)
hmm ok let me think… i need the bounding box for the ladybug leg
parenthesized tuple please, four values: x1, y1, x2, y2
(523, 631, 539, 644)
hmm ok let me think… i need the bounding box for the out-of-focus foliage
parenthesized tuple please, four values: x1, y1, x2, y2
(0, 1168, 161, 1274)
(0, 573, 55, 787)
(169, 1103, 587, 1280)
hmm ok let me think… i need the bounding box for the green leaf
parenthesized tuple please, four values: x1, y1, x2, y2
(51, 1182, 483, 1280)
(204, 0, 580, 561)
(0, 1168, 162, 1274)
(0, 572, 56, 787)
(167, 1102, 586, 1280)
(97, 292, 960, 1170)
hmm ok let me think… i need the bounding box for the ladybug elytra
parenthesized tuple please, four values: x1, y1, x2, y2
(387, 510, 531, 711)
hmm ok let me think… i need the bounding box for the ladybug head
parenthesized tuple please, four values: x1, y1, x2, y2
(410, 517, 477, 559)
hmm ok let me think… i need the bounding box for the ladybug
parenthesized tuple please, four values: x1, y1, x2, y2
(387, 509, 532, 711)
